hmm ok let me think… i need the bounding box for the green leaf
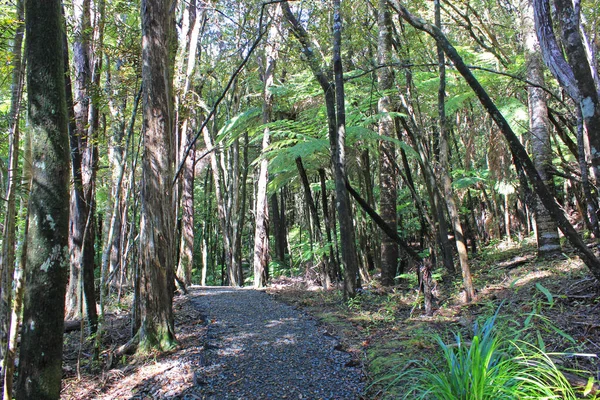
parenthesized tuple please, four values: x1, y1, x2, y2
(584, 376, 594, 396)
(535, 283, 554, 306)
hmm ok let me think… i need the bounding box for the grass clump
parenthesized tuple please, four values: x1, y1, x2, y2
(380, 307, 591, 399)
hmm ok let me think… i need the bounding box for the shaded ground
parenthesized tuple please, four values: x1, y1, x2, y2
(267, 239, 600, 398)
(61, 287, 365, 399)
(62, 238, 600, 399)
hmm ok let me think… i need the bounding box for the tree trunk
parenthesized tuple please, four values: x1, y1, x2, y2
(253, 5, 281, 288)
(575, 108, 600, 238)
(392, 1, 600, 279)
(332, 0, 360, 297)
(203, 122, 240, 286)
(283, 1, 358, 297)
(397, 111, 455, 274)
(270, 192, 286, 267)
(1, 2, 25, 389)
(522, 0, 561, 257)
(4, 132, 31, 400)
(16, 0, 71, 395)
(296, 158, 331, 288)
(0, 0, 25, 369)
(534, 0, 600, 183)
(377, 0, 399, 286)
(138, 0, 177, 351)
(176, 0, 203, 287)
(319, 169, 338, 281)
(65, 0, 90, 321)
(435, 0, 475, 301)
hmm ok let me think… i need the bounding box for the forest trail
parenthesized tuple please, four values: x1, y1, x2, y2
(62, 287, 365, 399)
(185, 287, 365, 399)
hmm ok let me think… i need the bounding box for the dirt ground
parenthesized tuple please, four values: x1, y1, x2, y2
(60, 239, 600, 399)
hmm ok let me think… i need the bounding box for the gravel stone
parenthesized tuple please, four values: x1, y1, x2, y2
(181, 287, 364, 399)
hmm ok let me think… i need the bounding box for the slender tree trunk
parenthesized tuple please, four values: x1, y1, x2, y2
(283, 1, 358, 297)
(319, 169, 337, 281)
(100, 86, 140, 309)
(16, 0, 71, 395)
(105, 53, 128, 283)
(332, 0, 359, 297)
(137, 0, 177, 351)
(377, 0, 399, 286)
(81, 0, 103, 323)
(4, 133, 31, 400)
(397, 112, 455, 274)
(204, 124, 237, 285)
(296, 158, 331, 288)
(65, 0, 91, 321)
(176, 0, 203, 287)
(0, 0, 25, 368)
(235, 134, 249, 286)
(200, 169, 211, 286)
(253, 5, 281, 288)
(270, 192, 286, 267)
(1, 3, 25, 389)
(435, 0, 474, 301)
(522, 0, 561, 257)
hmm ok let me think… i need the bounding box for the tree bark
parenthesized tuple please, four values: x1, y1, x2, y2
(65, 0, 91, 322)
(138, 0, 177, 351)
(0, 1, 25, 392)
(296, 158, 331, 288)
(534, 0, 600, 182)
(176, 0, 203, 287)
(377, 0, 399, 286)
(16, 0, 71, 396)
(319, 169, 338, 281)
(253, 5, 281, 288)
(522, 0, 561, 257)
(332, 0, 360, 297)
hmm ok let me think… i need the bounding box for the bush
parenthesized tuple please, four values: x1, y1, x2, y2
(379, 308, 586, 399)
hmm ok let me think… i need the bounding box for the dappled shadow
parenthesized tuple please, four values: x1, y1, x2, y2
(173, 287, 365, 399)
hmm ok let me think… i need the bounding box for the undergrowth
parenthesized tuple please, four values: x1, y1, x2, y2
(376, 305, 596, 399)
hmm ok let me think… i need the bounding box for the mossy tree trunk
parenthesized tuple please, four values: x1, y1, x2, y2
(16, 0, 71, 396)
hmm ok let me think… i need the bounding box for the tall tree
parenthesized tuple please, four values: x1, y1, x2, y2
(435, 0, 475, 301)
(254, 4, 282, 288)
(16, 0, 71, 396)
(65, 0, 91, 320)
(176, 0, 204, 286)
(521, 0, 561, 257)
(138, 0, 177, 351)
(282, 1, 361, 297)
(376, 0, 399, 286)
(0, 0, 25, 371)
(332, 0, 359, 298)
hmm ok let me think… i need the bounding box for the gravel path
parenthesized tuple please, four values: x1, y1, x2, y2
(186, 287, 364, 399)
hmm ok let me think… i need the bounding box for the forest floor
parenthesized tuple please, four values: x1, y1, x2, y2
(61, 237, 600, 399)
